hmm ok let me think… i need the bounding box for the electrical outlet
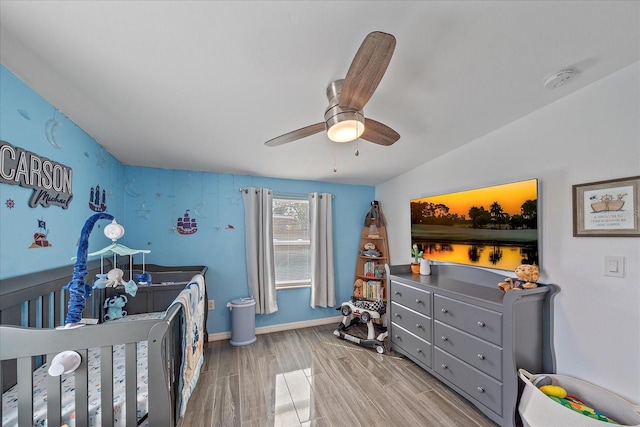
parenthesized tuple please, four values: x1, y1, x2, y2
(208, 299, 215, 310)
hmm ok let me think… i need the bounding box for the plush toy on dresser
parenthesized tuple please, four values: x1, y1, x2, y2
(498, 264, 540, 292)
(104, 294, 128, 321)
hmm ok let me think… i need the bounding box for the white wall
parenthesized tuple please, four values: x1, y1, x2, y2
(377, 62, 640, 402)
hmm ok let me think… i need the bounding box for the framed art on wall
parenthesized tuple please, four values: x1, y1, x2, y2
(572, 175, 640, 237)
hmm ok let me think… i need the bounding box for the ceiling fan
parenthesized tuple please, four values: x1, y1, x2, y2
(265, 31, 400, 148)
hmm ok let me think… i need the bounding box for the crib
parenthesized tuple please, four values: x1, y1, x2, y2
(0, 261, 208, 426)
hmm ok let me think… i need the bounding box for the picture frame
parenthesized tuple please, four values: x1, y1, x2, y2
(572, 176, 640, 237)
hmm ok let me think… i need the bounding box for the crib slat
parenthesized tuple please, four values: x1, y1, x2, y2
(47, 353, 62, 425)
(101, 345, 114, 426)
(125, 342, 138, 425)
(75, 349, 89, 426)
(17, 356, 33, 427)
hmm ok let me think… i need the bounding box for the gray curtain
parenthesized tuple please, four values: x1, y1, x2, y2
(309, 192, 335, 308)
(242, 187, 278, 314)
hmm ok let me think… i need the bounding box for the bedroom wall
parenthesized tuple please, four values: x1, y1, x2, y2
(1, 64, 375, 335)
(0, 65, 125, 279)
(120, 167, 374, 334)
(376, 62, 640, 402)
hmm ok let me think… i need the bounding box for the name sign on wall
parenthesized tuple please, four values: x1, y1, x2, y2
(0, 140, 73, 209)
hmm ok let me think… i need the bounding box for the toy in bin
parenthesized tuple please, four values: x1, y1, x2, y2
(334, 296, 388, 354)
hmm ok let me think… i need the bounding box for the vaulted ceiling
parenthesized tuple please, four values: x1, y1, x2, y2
(1, 1, 638, 185)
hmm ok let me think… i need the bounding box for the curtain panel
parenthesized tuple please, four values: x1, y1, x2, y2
(242, 187, 278, 314)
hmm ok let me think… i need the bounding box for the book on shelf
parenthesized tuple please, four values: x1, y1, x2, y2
(364, 280, 382, 301)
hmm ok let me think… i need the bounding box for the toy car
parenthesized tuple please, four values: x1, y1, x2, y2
(334, 299, 387, 354)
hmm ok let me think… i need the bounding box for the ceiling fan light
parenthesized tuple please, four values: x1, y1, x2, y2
(328, 119, 365, 143)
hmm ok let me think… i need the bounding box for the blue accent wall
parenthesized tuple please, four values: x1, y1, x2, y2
(0, 65, 125, 278)
(1, 64, 375, 334)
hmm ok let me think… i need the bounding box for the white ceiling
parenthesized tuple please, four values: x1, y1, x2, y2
(1, 1, 638, 186)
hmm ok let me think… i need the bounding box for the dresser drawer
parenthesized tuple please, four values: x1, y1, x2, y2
(391, 324, 431, 368)
(390, 302, 432, 343)
(434, 348, 502, 415)
(434, 295, 502, 346)
(390, 281, 431, 315)
(434, 321, 502, 381)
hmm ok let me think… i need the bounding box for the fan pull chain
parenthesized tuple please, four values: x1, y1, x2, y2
(333, 144, 338, 172)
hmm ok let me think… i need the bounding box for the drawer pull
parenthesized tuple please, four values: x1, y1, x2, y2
(441, 336, 448, 341)
(415, 299, 422, 304)
(394, 334, 401, 339)
(477, 354, 485, 360)
(394, 291, 401, 296)
(394, 313, 401, 318)
(441, 364, 448, 369)
(416, 323, 422, 329)
(416, 348, 422, 353)
(441, 308, 448, 313)
(477, 386, 485, 393)
(477, 321, 485, 327)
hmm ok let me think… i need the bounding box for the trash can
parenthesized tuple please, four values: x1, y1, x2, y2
(227, 297, 256, 346)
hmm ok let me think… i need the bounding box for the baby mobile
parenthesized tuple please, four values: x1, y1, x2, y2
(61, 213, 151, 328)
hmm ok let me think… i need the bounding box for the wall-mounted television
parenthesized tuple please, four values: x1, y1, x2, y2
(410, 178, 539, 271)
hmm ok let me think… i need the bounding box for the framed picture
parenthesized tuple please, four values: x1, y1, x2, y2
(572, 176, 640, 237)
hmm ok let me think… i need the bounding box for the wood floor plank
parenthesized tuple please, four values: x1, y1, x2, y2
(188, 325, 498, 427)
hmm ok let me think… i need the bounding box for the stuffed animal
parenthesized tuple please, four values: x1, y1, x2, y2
(104, 294, 128, 321)
(498, 264, 539, 292)
(353, 279, 364, 299)
(133, 272, 152, 286)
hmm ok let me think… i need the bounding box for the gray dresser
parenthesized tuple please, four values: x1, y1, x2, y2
(387, 264, 557, 427)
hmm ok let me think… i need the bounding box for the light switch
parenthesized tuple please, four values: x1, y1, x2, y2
(604, 256, 625, 278)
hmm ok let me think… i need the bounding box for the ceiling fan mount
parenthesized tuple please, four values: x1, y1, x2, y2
(265, 31, 400, 148)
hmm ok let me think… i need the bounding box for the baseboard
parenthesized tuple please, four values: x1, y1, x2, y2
(207, 315, 342, 342)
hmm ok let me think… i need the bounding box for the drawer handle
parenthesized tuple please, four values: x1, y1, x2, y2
(416, 348, 422, 353)
(477, 354, 485, 360)
(416, 323, 422, 329)
(477, 321, 485, 327)
(415, 299, 422, 304)
(441, 336, 448, 341)
(477, 386, 485, 393)
(394, 291, 401, 296)
(441, 308, 448, 313)
(394, 334, 401, 339)
(394, 313, 401, 318)
(441, 364, 448, 369)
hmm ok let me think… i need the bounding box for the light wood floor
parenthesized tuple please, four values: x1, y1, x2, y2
(182, 323, 499, 427)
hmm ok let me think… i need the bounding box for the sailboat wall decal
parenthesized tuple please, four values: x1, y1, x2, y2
(89, 184, 107, 212)
(176, 209, 198, 235)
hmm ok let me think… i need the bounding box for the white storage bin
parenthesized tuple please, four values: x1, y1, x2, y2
(519, 369, 640, 427)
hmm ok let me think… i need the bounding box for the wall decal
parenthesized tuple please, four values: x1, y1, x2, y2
(176, 209, 198, 235)
(96, 149, 106, 169)
(88, 184, 107, 212)
(17, 109, 31, 120)
(136, 203, 151, 220)
(0, 140, 73, 209)
(29, 218, 52, 248)
(5, 198, 15, 209)
(124, 179, 142, 197)
(194, 201, 208, 217)
(44, 110, 62, 149)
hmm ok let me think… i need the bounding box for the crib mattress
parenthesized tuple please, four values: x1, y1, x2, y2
(1, 312, 164, 427)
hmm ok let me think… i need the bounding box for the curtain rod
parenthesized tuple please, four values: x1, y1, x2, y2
(238, 188, 334, 198)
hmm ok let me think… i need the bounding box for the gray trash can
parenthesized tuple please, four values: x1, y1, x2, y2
(227, 297, 256, 346)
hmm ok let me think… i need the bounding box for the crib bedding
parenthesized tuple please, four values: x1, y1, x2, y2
(1, 312, 164, 427)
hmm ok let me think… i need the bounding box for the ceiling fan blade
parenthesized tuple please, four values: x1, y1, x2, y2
(339, 31, 396, 111)
(360, 118, 400, 146)
(264, 123, 325, 147)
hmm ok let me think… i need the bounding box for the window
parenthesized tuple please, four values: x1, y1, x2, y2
(272, 197, 310, 288)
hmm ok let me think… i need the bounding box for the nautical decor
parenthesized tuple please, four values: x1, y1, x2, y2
(29, 218, 53, 248)
(0, 140, 73, 209)
(177, 209, 198, 234)
(89, 184, 107, 212)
